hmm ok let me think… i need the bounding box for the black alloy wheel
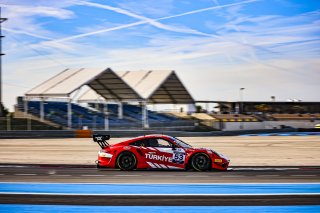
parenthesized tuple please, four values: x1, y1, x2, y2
(191, 153, 211, 171)
(117, 152, 137, 171)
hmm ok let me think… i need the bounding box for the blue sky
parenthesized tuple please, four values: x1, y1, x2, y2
(1, 0, 320, 109)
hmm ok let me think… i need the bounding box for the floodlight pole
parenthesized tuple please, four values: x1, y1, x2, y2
(238, 88, 245, 114)
(0, 7, 8, 117)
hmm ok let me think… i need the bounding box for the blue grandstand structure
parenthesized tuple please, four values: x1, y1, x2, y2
(17, 100, 188, 129)
(17, 68, 196, 130)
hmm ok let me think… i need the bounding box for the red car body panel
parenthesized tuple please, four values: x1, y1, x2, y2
(96, 135, 230, 171)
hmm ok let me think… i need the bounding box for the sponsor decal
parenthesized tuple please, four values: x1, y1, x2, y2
(214, 159, 223, 163)
(145, 153, 172, 162)
(172, 151, 186, 164)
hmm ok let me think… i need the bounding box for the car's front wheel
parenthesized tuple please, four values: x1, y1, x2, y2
(116, 152, 137, 171)
(191, 153, 211, 171)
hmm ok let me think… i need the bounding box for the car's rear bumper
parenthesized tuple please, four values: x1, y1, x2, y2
(97, 155, 115, 168)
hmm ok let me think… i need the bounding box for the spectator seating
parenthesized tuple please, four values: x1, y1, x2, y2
(21, 101, 180, 129)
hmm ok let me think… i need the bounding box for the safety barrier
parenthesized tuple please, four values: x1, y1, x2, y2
(0, 128, 300, 139)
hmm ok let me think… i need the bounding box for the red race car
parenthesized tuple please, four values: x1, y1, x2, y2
(93, 134, 230, 171)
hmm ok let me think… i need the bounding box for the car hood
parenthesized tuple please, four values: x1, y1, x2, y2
(189, 147, 230, 161)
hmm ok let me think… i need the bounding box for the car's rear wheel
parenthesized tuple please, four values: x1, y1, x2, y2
(191, 153, 211, 171)
(117, 152, 137, 171)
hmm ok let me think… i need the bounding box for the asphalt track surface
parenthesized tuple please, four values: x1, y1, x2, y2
(1, 194, 319, 206)
(1, 165, 320, 206)
(0, 164, 319, 183)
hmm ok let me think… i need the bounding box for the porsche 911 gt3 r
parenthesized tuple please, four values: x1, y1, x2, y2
(93, 134, 230, 171)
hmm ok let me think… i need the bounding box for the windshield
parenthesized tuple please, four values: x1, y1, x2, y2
(171, 137, 192, 148)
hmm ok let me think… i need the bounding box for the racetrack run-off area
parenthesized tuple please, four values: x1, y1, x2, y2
(0, 136, 320, 166)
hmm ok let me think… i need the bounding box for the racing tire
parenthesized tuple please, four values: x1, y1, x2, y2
(191, 153, 211, 171)
(116, 152, 137, 171)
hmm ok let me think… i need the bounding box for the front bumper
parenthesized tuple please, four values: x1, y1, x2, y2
(212, 154, 230, 170)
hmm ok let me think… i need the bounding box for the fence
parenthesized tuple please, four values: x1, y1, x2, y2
(0, 116, 196, 131)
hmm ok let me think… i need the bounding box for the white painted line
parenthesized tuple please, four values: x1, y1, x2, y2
(233, 168, 299, 171)
(0, 192, 319, 196)
(0, 174, 4, 176)
(50, 175, 72, 177)
(115, 175, 141, 177)
(80, 175, 105, 177)
(1, 182, 320, 185)
(291, 175, 317, 177)
(14, 174, 37, 176)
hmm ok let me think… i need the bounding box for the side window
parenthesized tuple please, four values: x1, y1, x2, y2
(131, 139, 149, 147)
(144, 138, 172, 148)
(156, 139, 172, 148)
(147, 138, 159, 147)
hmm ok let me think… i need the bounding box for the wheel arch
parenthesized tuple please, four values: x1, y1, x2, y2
(115, 150, 138, 169)
(187, 152, 212, 170)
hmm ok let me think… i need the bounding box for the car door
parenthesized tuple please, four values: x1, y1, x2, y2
(146, 138, 186, 169)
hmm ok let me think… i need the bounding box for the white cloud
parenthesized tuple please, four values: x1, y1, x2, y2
(1, 0, 320, 110)
(117, 0, 175, 17)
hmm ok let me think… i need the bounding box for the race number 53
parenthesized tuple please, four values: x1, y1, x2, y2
(172, 152, 186, 164)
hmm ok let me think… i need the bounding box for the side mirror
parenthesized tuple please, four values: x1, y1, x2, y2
(172, 144, 177, 150)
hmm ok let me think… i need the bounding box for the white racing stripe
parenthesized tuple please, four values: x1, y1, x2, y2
(155, 148, 173, 154)
(153, 163, 162, 169)
(146, 162, 157, 168)
(159, 164, 168, 169)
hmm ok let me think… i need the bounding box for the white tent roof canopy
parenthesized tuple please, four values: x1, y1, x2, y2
(117, 70, 194, 104)
(77, 88, 104, 103)
(25, 68, 142, 101)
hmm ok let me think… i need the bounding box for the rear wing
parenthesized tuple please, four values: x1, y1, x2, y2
(92, 134, 111, 149)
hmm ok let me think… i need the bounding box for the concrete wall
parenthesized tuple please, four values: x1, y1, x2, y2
(219, 120, 320, 131)
(0, 128, 301, 139)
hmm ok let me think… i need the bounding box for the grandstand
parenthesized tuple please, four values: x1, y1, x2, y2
(15, 68, 195, 130)
(10, 67, 320, 131)
(15, 100, 186, 129)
